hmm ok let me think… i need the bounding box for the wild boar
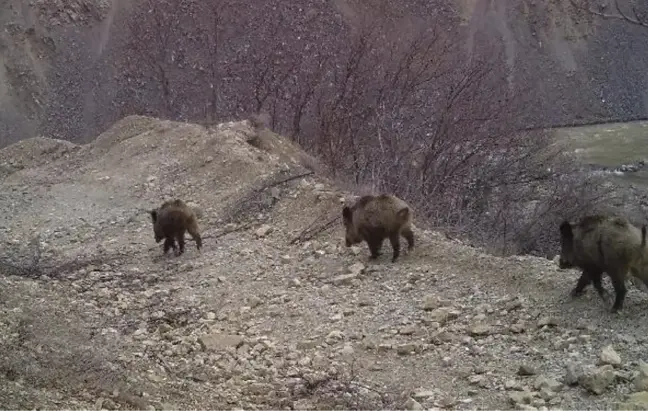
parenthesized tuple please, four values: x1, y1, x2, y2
(558, 214, 648, 312)
(150, 199, 202, 256)
(342, 194, 414, 262)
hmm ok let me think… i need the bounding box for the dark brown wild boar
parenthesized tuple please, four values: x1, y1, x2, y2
(150, 199, 202, 256)
(558, 214, 648, 312)
(342, 194, 414, 262)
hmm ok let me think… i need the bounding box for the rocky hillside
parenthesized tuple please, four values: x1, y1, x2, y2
(462, 0, 648, 127)
(0, 0, 647, 146)
(2, 116, 648, 409)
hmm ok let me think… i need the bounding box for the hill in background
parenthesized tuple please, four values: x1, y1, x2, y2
(1, 0, 647, 146)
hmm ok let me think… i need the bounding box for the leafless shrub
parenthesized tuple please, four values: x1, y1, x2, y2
(252, 14, 612, 256)
(289, 213, 340, 245)
(0, 248, 126, 280)
(119, 0, 201, 118)
(219, 169, 313, 224)
(291, 358, 397, 409)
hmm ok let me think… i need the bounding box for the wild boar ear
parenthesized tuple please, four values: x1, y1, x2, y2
(342, 206, 352, 223)
(559, 221, 573, 240)
(150, 209, 158, 223)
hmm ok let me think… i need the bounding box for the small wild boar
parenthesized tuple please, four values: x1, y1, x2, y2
(558, 214, 648, 312)
(342, 194, 414, 262)
(150, 199, 202, 256)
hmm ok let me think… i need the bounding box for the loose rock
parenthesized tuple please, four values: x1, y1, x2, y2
(600, 345, 622, 366)
(617, 391, 648, 410)
(634, 361, 648, 391)
(198, 333, 244, 351)
(255, 224, 273, 238)
(404, 397, 423, 410)
(518, 364, 537, 376)
(579, 365, 616, 395)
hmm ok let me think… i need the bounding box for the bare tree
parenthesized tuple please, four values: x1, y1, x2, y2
(121, 0, 189, 117)
(201, 0, 229, 121)
(277, 13, 613, 256)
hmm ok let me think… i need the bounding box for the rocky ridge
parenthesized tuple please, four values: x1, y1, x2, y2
(2, 116, 648, 409)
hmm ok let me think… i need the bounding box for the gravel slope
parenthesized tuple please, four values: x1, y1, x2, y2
(1, 116, 648, 410)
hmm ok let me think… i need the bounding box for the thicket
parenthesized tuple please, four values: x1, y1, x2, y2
(111, 0, 615, 256)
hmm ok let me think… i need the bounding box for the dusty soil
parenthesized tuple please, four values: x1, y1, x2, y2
(2, 116, 648, 410)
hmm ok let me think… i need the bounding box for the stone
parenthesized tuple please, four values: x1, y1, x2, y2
(340, 344, 355, 357)
(579, 364, 616, 395)
(255, 224, 273, 238)
(297, 340, 318, 350)
(468, 375, 488, 388)
(325, 330, 344, 344)
(537, 317, 557, 327)
(470, 323, 492, 336)
(533, 375, 563, 392)
(412, 389, 435, 400)
(404, 397, 423, 410)
(280, 255, 292, 264)
(198, 333, 243, 351)
(634, 361, 648, 391)
(350, 246, 362, 255)
(563, 363, 583, 386)
(518, 364, 537, 376)
(510, 322, 526, 333)
(422, 294, 442, 310)
(397, 343, 419, 355)
(508, 390, 534, 405)
(292, 399, 316, 410)
(600, 345, 622, 366)
(517, 405, 538, 411)
(331, 273, 358, 286)
(348, 262, 365, 276)
(399, 325, 417, 336)
(504, 379, 523, 390)
(430, 330, 453, 345)
(429, 308, 450, 324)
(248, 295, 263, 308)
(617, 391, 648, 410)
(329, 313, 343, 322)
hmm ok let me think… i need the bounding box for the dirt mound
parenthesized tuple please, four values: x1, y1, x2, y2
(0, 115, 324, 260)
(2, 116, 648, 410)
(85, 115, 165, 156)
(0, 136, 79, 180)
(241, 121, 326, 174)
